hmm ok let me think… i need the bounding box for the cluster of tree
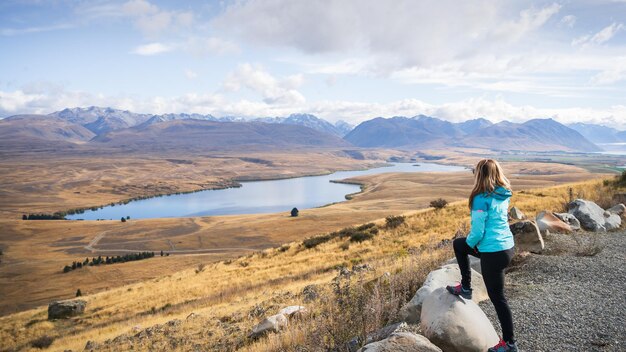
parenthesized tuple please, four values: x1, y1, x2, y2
(22, 213, 66, 220)
(121, 216, 130, 222)
(62, 252, 155, 273)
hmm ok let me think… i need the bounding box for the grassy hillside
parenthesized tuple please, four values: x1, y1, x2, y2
(1, 176, 622, 352)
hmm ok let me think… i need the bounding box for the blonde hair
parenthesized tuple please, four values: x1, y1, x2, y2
(469, 159, 511, 210)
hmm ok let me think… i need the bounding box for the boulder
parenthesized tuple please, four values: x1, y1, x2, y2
(554, 212, 581, 230)
(278, 305, 307, 319)
(536, 211, 572, 235)
(420, 287, 499, 352)
(400, 264, 487, 324)
(248, 313, 288, 339)
(444, 255, 482, 274)
(358, 332, 442, 352)
(48, 299, 86, 320)
(568, 199, 621, 232)
(508, 207, 526, 220)
(365, 322, 408, 345)
(509, 220, 544, 253)
(607, 203, 626, 216)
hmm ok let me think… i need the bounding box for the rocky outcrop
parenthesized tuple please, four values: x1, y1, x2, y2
(278, 306, 307, 319)
(358, 332, 442, 352)
(568, 199, 621, 232)
(554, 212, 581, 231)
(249, 313, 288, 339)
(420, 287, 499, 352)
(536, 211, 572, 234)
(607, 203, 626, 216)
(47, 299, 86, 320)
(400, 264, 487, 323)
(509, 207, 526, 220)
(509, 220, 544, 253)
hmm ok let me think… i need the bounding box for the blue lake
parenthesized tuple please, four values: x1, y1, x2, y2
(67, 162, 468, 220)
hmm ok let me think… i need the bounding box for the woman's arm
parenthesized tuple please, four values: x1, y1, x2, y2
(466, 199, 489, 249)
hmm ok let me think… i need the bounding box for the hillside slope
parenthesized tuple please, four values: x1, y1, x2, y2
(0, 115, 95, 146)
(91, 119, 351, 151)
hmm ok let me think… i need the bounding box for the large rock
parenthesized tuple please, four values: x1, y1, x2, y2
(554, 212, 581, 231)
(536, 211, 572, 234)
(607, 203, 626, 216)
(508, 207, 526, 220)
(568, 199, 621, 232)
(48, 299, 86, 319)
(358, 332, 442, 352)
(444, 255, 482, 274)
(509, 220, 544, 253)
(248, 313, 288, 339)
(278, 305, 307, 319)
(400, 264, 487, 324)
(420, 287, 499, 352)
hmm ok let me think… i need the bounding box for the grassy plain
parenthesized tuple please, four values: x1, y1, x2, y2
(0, 151, 609, 316)
(0, 176, 622, 352)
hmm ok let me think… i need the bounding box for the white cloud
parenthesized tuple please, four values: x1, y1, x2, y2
(559, 15, 577, 28)
(214, 1, 560, 69)
(222, 64, 306, 105)
(184, 69, 198, 80)
(185, 37, 240, 56)
(132, 42, 172, 55)
(573, 22, 624, 46)
(0, 23, 74, 36)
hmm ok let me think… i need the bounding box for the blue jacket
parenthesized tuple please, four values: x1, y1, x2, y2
(466, 186, 515, 253)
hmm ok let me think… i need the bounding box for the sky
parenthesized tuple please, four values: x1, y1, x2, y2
(1, 0, 626, 129)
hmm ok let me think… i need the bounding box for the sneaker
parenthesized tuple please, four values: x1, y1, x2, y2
(445, 283, 472, 299)
(488, 339, 518, 352)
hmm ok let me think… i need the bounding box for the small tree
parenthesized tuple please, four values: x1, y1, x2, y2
(291, 207, 299, 217)
(22, 214, 27, 220)
(160, 250, 164, 257)
(76, 289, 82, 297)
(126, 215, 130, 220)
(121, 217, 126, 222)
(63, 265, 72, 273)
(430, 198, 448, 210)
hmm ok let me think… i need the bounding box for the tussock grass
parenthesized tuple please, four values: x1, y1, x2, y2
(0, 177, 622, 351)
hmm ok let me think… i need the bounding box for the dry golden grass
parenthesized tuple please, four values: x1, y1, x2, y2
(0, 158, 602, 316)
(1, 175, 622, 352)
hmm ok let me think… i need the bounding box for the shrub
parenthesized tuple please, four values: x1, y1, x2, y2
(76, 289, 82, 297)
(349, 231, 374, 243)
(430, 198, 448, 209)
(303, 234, 333, 249)
(31, 335, 54, 349)
(385, 215, 405, 229)
(339, 242, 350, 251)
(195, 263, 206, 274)
(121, 217, 126, 222)
(278, 245, 290, 252)
(291, 207, 299, 217)
(22, 214, 27, 220)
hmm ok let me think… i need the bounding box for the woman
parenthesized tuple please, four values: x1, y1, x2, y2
(445, 159, 518, 352)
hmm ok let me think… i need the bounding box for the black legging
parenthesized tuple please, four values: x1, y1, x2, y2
(453, 237, 515, 343)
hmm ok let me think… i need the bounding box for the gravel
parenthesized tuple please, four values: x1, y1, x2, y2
(479, 231, 626, 352)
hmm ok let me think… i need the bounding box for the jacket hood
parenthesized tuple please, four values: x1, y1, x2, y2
(490, 186, 512, 200)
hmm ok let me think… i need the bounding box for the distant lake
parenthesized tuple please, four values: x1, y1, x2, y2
(67, 162, 468, 220)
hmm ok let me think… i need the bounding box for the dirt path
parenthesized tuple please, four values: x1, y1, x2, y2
(480, 231, 626, 351)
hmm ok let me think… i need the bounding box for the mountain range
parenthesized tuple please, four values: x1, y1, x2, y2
(1, 106, 622, 153)
(344, 115, 602, 152)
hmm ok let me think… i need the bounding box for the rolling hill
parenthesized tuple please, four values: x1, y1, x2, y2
(0, 115, 95, 147)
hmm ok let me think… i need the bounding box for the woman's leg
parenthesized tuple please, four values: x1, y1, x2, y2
(452, 237, 480, 289)
(481, 248, 515, 343)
